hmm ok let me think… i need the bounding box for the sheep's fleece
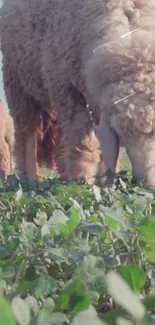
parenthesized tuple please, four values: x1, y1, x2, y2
(0, 99, 14, 176)
(1, 0, 155, 187)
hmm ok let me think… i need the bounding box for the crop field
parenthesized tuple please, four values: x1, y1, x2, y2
(1, 149, 155, 325)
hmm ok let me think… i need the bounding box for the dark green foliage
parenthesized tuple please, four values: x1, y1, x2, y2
(0, 174, 155, 324)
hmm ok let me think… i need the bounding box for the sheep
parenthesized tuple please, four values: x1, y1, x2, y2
(3, 0, 146, 185)
(0, 98, 100, 181)
(0, 98, 14, 176)
(36, 110, 65, 178)
(0, 0, 105, 184)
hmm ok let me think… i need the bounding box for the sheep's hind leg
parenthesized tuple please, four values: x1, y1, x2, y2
(97, 112, 120, 186)
(14, 113, 41, 181)
(26, 130, 39, 180)
(0, 140, 11, 177)
(2, 65, 42, 180)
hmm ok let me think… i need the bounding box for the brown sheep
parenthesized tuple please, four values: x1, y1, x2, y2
(0, 98, 14, 176)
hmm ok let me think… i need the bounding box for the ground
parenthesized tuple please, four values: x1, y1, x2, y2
(0, 152, 155, 325)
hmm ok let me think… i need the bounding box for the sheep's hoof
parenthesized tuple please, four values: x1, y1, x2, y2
(95, 169, 116, 187)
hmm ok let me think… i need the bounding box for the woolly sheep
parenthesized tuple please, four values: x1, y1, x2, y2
(2, 0, 152, 186)
(0, 0, 105, 184)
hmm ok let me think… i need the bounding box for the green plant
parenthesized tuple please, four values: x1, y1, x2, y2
(1, 173, 155, 324)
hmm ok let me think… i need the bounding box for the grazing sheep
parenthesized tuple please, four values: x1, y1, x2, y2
(0, 99, 14, 176)
(5, 1, 148, 185)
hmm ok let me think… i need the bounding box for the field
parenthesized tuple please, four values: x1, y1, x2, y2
(1, 150, 155, 325)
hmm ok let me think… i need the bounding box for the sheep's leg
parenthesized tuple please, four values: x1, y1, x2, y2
(14, 125, 27, 176)
(2, 65, 41, 180)
(98, 113, 120, 185)
(13, 118, 41, 180)
(26, 130, 39, 180)
(0, 140, 11, 177)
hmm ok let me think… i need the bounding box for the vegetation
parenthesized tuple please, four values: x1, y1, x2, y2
(1, 154, 155, 325)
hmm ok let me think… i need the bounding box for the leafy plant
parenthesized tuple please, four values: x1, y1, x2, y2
(0, 174, 155, 324)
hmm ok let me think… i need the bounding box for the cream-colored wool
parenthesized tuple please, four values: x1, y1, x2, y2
(2, 0, 154, 186)
(0, 99, 14, 176)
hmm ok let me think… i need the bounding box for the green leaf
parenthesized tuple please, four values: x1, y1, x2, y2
(58, 223, 70, 236)
(0, 297, 15, 325)
(101, 307, 125, 325)
(133, 196, 147, 211)
(116, 265, 145, 293)
(14, 189, 23, 201)
(119, 178, 127, 190)
(0, 280, 6, 296)
(125, 205, 133, 214)
(71, 305, 104, 325)
(69, 291, 91, 312)
(89, 274, 106, 295)
(67, 207, 80, 230)
(87, 291, 100, 303)
(80, 222, 103, 235)
(143, 295, 155, 311)
(35, 275, 57, 299)
(0, 247, 9, 259)
(34, 211, 48, 226)
(25, 296, 39, 316)
(59, 279, 91, 312)
(48, 210, 69, 225)
(16, 280, 37, 294)
(46, 247, 67, 260)
(43, 298, 55, 312)
(48, 312, 69, 324)
(38, 311, 68, 325)
(99, 205, 125, 228)
(138, 217, 155, 244)
(11, 296, 30, 325)
(41, 224, 50, 237)
(25, 266, 37, 281)
(146, 246, 155, 263)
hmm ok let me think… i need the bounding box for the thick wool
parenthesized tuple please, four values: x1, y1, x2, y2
(0, 0, 105, 183)
(0, 99, 14, 175)
(4, 1, 155, 183)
